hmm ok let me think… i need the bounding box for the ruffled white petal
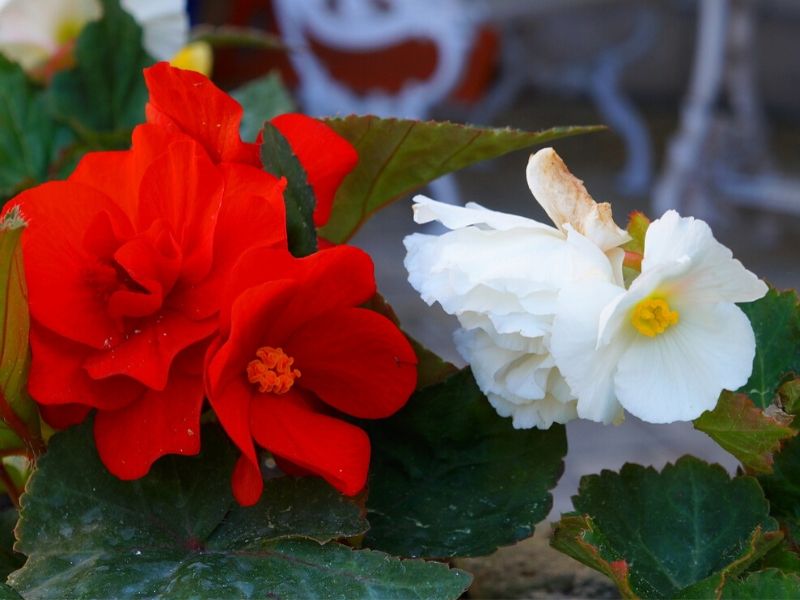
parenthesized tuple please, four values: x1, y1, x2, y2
(643, 210, 767, 304)
(412, 195, 557, 233)
(551, 279, 628, 424)
(615, 302, 756, 422)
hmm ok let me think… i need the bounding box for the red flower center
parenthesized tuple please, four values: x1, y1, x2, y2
(246, 346, 301, 394)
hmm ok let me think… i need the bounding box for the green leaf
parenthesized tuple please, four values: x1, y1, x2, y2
(232, 71, 296, 142)
(680, 569, 800, 599)
(552, 457, 782, 599)
(364, 369, 566, 558)
(0, 209, 43, 460)
(719, 570, 800, 599)
(758, 434, 800, 543)
(0, 583, 21, 600)
(10, 421, 469, 598)
(754, 543, 800, 574)
(319, 117, 604, 243)
(550, 514, 636, 599)
(0, 508, 23, 580)
(0, 58, 70, 201)
(738, 289, 800, 408)
(694, 391, 796, 474)
(47, 0, 153, 142)
(261, 122, 317, 257)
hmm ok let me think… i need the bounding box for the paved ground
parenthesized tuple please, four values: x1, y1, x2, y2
(348, 93, 800, 596)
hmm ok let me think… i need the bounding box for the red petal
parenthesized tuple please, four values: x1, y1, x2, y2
(70, 124, 177, 220)
(29, 324, 141, 411)
(93, 369, 204, 479)
(169, 165, 287, 321)
(206, 281, 297, 463)
(271, 114, 358, 226)
(220, 245, 376, 338)
(83, 311, 217, 390)
(39, 404, 91, 430)
(137, 138, 224, 283)
(144, 63, 259, 166)
(231, 454, 263, 506)
(13, 183, 132, 348)
(287, 308, 417, 418)
(250, 391, 370, 496)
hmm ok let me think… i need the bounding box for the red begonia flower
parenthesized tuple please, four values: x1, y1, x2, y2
(144, 63, 358, 226)
(205, 245, 417, 505)
(12, 119, 287, 479)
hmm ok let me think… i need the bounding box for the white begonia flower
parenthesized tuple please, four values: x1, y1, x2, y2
(550, 210, 768, 424)
(404, 148, 630, 429)
(0, 0, 188, 74)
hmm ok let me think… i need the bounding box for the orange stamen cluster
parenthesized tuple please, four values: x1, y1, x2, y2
(246, 346, 301, 394)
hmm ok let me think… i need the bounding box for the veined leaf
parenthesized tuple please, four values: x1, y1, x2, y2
(364, 369, 566, 558)
(694, 391, 796, 474)
(9, 421, 470, 599)
(320, 117, 604, 243)
(552, 457, 782, 599)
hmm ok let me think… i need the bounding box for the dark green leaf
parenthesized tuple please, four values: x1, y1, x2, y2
(680, 568, 800, 599)
(552, 457, 781, 599)
(0, 209, 44, 457)
(694, 391, 796, 474)
(319, 117, 604, 243)
(754, 542, 800, 574)
(758, 434, 800, 543)
(738, 289, 800, 408)
(364, 368, 566, 558)
(0, 583, 21, 600)
(720, 569, 800, 599)
(10, 421, 468, 598)
(261, 122, 317, 257)
(232, 71, 295, 142)
(47, 0, 153, 142)
(0, 58, 70, 201)
(0, 508, 23, 580)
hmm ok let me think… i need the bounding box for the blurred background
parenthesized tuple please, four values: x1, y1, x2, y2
(194, 0, 799, 595)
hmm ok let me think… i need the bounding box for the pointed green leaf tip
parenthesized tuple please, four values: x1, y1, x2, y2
(551, 457, 782, 599)
(319, 116, 605, 243)
(260, 122, 318, 257)
(9, 421, 471, 599)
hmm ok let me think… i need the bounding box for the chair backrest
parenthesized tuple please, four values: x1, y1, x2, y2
(272, 0, 479, 118)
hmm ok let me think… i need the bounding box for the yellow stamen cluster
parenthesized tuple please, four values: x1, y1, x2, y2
(631, 297, 679, 337)
(246, 346, 301, 394)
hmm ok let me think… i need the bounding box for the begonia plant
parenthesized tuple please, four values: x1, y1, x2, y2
(0, 2, 797, 599)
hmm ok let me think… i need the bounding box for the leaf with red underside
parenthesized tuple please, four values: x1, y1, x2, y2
(551, 515, 636, 599)
(319, 116, 604, 243)
(694, 391, 796, 474)
(0, 208, 43, 459)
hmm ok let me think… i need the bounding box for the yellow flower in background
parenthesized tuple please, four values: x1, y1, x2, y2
(0, 0, 199, 76)
(404, 148, 629, 429)
(551, 210, 768, 424)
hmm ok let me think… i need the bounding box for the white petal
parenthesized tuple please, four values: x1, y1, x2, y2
(526, 148, 630, 251)
(643, 210, 767, 304)
(551, 279, 628, 424)
(411, 195, 558, 233)
(615, 302, 756, 423)
(487, 391, 577, 429)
